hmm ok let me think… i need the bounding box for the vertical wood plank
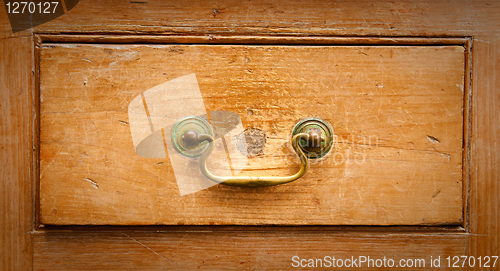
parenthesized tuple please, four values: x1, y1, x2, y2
(469, 35, 500, 269)
(0, 4, 11, 39)
(0, 37, 34, 270)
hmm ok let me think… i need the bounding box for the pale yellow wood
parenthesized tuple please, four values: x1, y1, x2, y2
(39, 44, 465, 225)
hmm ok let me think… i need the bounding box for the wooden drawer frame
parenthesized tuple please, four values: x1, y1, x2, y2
(32, 34, 473, 268)
(1, 1, 498, 270)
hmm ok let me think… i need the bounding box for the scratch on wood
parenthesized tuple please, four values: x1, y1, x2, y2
(212, 8, 222, 18)
(432, 189, 441, 198)
(123, 233, 184, 268)
(40, 129, 69, 178)
(473, 38, 490, 44)
(83, 178, 99, 189)
(119, 120, 129, 125)
(440, 153, 451, 161)
(426, 135, 440, 143)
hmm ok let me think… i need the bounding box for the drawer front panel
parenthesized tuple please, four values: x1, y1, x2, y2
(39, 44, 464, 225)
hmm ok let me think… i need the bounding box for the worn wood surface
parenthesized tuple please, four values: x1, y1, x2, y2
(0, 1, 497, 38)
(0, 37, 34, 271)
(0, 0, 499, 270)
(39, 44, 465, 226)
(468, 35, 500, 270)
(33, 230, 467, 270)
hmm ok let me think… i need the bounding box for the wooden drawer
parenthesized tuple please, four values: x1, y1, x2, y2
(39, 40, 465, 226)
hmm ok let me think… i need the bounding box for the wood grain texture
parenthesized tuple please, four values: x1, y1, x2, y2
(1, 0, 497, 37)
(468, 35, 500, 270)
(0, 37, 33, 270)
(39, 44, 465, 226)
(33, 230, 467, 270)
(0, 0, 497, 269)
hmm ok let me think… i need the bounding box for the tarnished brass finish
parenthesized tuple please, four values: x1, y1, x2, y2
(171, 116, 213, 158)
(195, 131, 309, 186)
(292, 118, 334, 159)
(172, 116, 334, 187)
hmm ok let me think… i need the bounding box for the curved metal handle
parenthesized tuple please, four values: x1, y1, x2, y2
(195, 132, 313, 187)
(182, 130, 321, 187)
(172, 116, 334, 187)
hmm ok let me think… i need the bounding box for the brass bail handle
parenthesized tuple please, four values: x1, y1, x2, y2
(171, 116, 334, 187)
